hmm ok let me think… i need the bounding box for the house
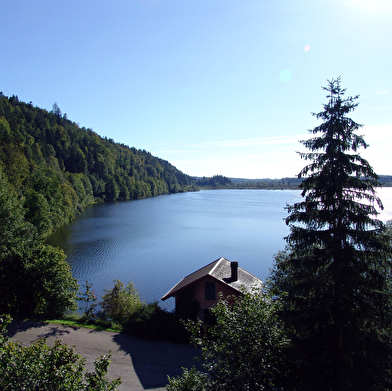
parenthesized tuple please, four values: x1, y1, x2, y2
(161, 257, 263, 322)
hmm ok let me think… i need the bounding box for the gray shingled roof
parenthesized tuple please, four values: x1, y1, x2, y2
(161, 257, 263, 301)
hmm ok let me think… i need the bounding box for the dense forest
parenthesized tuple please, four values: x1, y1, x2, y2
(233, 174, 392, 188)
(2, 92, 389, 239)
(0, 93, 204, 319)
(0, 93, 196, 237)
(197, 175, 392, 190)
(194, 175, 234, 188)
(232, 177, 302, 189)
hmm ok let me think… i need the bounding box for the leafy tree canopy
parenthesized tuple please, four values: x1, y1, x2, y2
(0, 168, 78, 318)
(168, 291, 290, 391)
(195, 175, 234, 188)
(100, 280, 142, 326)
(0, 93, 195, 236)
(0, 314, 121, 391)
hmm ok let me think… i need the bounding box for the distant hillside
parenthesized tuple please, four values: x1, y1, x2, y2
(231, 177, 302, 189)
(379, 175, 392, 186)
(0, 93, 195, 236)
(192, 176, 302, 189)
(195, 175, 234, 188)
(194, 175, 392, 190)
(193, 176, 301, 189)
(231, 176, 392, 189)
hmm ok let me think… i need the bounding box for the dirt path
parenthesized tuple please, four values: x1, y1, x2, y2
(6, 320, 201, 391)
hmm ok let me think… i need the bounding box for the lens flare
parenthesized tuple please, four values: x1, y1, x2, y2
(279, 69, 292, 82)
(304, 45, 311, 52)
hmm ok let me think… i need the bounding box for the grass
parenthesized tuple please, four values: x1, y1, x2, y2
(39, 304, 191, 344)
(48, 314, 122, 333)
(21, 309, 190, 344)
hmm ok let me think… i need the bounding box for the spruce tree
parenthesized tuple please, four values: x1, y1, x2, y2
(270, 77, 392, 390)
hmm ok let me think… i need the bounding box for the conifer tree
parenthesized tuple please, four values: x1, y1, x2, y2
(270, 77, 392, 390)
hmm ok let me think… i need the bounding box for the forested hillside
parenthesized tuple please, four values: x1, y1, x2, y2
(0, 93, 195, 236)
(195, 175, 234, 188)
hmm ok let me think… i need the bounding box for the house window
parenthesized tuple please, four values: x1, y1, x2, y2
(205, 281, 215, 300)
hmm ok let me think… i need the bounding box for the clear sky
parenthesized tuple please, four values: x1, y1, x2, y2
(1, 0, 391, 179)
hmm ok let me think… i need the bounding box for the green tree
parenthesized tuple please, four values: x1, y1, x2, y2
(270, 78, 392, 390)
(0, 315, 121, 390)
(168, 291, 289, 391)
(51, 101, 62, 118)
(0, 169, 78, 317)
(0, 92, 194, 229)
(166, 366, 208, 391)
(24, 189, 53, 235)
(104, 176, 119, 201)
(100, 280, 142, 325)
(31, 244, 78, 318)
(0, 117, 11, 143)
(79, 280, 98, 318)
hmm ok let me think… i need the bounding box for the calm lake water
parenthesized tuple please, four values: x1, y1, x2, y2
(48, 188, 392, 311)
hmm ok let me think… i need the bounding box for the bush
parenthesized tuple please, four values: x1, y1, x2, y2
(78, 280, 98, 318)
(79, 280, 189, 343)
(0, 314, 121, 391)
(171, 291, 290, 390)
(0, 169, 78, 318)
(100, 279, 142, 325)
(124, 302, 190, 343)
(166, 366, 209, 391)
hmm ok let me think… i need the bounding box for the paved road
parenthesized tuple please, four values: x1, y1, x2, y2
(6, 320, 201, 391)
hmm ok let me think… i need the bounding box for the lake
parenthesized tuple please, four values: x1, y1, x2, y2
(47, 188, 392, 311)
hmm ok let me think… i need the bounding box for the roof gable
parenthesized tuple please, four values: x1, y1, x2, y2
(161, 257, 262, 301)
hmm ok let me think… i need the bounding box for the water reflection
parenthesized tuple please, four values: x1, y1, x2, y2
(48, 188, 392, 311)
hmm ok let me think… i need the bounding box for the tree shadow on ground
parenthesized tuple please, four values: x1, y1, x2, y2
(112, 332, 202, 390)
(6, 320, 78, 339)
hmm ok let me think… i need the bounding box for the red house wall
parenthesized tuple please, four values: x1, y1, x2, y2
(182, 277, 241, 321)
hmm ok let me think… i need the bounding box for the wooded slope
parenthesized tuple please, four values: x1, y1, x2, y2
(0, 93, 194, 236)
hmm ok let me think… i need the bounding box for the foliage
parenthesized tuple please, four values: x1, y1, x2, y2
(196, 175, 392, 190)
(30, 244, 79, 317)
(172, 291, 289, 391)
(48, 316, 121, 333)
(195, 175, 233, 188)
(0, 314, 121, 391)
(0, 90, 194, 319)
(0, 169, 78, 318)
(124, 301, 190, 343)
(75, 280, 188, 342)
(0, 92, 194, 237)
(166, 366, 209, 391)
(79, 280, 98, 318)
(100, 280, 142, 325)
(269, 77, 392, 390)
(232, 176, 303, 189)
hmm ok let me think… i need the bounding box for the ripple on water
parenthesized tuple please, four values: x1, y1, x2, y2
(49, 188, 392, 311)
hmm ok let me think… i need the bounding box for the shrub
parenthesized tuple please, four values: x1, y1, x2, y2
(166, 366, 209, 391)
(78, 280, 98, 318)
(0, 314, 121, 391)
(124, 302, 190, 343)
(100, 279, 142, 325)
(170, 291, 290, 390)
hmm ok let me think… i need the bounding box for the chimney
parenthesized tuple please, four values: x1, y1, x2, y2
(230, 261, 238, 281)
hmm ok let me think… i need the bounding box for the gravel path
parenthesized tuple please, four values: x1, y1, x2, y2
(6, 320, 201, 391)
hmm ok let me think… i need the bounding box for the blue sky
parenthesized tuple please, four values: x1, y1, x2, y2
(1, 0, 391, 178)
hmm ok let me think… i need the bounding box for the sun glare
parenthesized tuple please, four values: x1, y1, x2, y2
(342, 0, 392, 16)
